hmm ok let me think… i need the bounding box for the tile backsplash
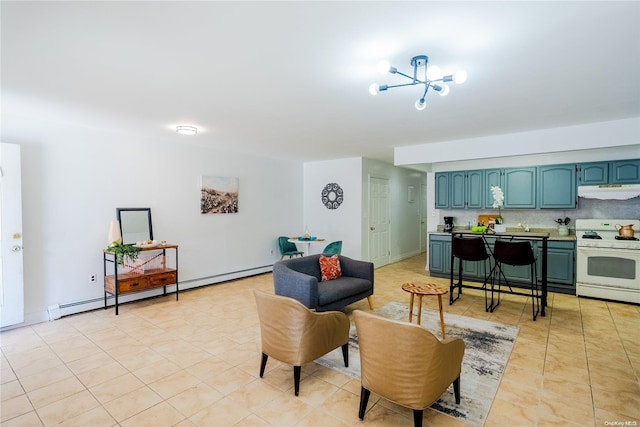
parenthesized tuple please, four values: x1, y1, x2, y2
(439, 197, 639, 232)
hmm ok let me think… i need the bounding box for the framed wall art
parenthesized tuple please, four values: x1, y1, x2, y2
(201, 176, 239, 214)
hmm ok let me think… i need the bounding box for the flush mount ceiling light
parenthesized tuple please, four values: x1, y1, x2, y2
(176, 125, 198, 135)
(369, 55, 467, 111)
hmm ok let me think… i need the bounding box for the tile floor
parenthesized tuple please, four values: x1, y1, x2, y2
(1, 255, 639, 427)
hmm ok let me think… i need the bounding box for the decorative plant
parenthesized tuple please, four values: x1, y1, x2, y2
(491, 186, 504, 224)
(106, 243, 141, 265)
(555, 217, 571, 226)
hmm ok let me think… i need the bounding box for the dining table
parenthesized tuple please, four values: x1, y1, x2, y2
(288, 237, 325, 256)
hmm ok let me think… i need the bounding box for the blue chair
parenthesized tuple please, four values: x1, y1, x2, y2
(278, 236, 304, 260)
(322, 240, 342, 255)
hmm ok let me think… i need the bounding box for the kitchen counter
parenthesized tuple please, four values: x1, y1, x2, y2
(430, 227, 576, 241)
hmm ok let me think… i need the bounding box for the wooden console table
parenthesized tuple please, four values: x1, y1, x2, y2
(103, 244, 178, 315)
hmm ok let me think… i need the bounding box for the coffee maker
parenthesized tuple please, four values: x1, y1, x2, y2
(444, 216, 454, 233)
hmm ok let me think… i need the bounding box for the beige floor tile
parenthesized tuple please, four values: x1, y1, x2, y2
(204, 366, 256, 395)
(1, 393, 34, 423)
(252, 391, 315, 426)
(27, 376, 86, 409)
(89, 372, 146, 404)
(56, 406, 116, 427)
(148, 369, 202, 400)
(0, 410, 43, 427)
(35, 389, 100, 426)
(120, 402, 185, 427)
(539, 390, 595, 426)
(166, 382, 223, 418)
(1, 379, 25, 401)
(103, 385, 163, 422)
(188, 396, 252, 426)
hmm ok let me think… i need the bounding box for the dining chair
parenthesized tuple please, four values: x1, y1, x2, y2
(278, 236, 304, 260)
(322, 240, 342, 255)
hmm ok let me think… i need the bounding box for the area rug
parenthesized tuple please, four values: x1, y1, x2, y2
(316, 302, 519, 427)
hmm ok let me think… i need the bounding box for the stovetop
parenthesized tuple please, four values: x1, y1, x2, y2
(576, 219, 640, 250)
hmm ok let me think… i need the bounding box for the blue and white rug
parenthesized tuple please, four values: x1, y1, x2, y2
(316, 302, 519, 427)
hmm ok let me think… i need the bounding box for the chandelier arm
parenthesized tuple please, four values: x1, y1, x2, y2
(384, 82, 422, 90)
(393, 70, 417, 81)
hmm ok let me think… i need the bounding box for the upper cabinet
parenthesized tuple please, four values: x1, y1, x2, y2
(579, 160, 640, 185)
(538, 164, 577, 209)
(610, 160, 640, 184)
(503, 168, 537, 208)
(435, 172, 450, 209)
(438, 170, 484, 210)
(483, 167, 536, 209)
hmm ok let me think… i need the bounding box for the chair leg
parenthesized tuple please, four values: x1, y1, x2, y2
(412, 409, 424, 427)
(453, 376, 461, 404)
(341, 343, 349, 367)
(367, 296, 374, 310)
(259, 353, 268, 377)
(358, 387, 371, 420)
(293, 366, 301, 396)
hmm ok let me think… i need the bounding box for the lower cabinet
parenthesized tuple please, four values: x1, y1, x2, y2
(428, 235, 575, 295)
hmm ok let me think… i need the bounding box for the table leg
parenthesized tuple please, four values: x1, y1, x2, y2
(438, 295, 446, 339)
(408, 293, 414, 323)
(417, 295, 423, 325)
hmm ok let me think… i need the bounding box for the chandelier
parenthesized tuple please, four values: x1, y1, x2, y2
(369, 55, 467, 110)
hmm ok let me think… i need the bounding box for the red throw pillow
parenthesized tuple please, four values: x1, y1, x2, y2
(319, 255, 342, 281)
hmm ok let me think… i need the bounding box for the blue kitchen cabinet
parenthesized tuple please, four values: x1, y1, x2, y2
(579, 159, 640, 185)
(538, 164, 577, 209)
(435, 172, 450, 209)
(483, 169, 503, 208)
(466, 170, 484, 209)
(450, 171, 466, 209)
(503, 167, 537, 208)
(610, 160, 640, 184)
(579, 162, 609, 185)
(429, 235, 452, 274)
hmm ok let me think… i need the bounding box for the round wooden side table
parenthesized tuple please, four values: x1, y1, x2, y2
(401, 282, 448, 339)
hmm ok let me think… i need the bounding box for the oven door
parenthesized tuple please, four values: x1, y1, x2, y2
(577, 246, 639, 290)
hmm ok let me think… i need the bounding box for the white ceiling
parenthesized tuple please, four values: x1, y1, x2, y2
(2, 1, 639, 164)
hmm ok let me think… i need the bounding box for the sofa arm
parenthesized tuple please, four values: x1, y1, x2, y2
(273, 262, 320, 309)
(339, 256, 374, 283)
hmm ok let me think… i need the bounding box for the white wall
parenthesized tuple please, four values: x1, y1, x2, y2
(303, 158, 363, 258)
(13, 122, 303, 325)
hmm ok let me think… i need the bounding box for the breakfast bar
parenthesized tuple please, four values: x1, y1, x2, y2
(449, 230, 550, 318)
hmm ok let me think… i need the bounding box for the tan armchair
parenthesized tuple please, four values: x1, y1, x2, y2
(253, 290, 350, 396)
(353, 310, 465, 427)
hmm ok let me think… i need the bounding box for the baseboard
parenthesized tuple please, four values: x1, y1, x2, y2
(7, 265, 274, 329)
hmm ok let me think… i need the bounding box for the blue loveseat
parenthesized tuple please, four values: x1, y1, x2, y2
(273, 254, 374, 312)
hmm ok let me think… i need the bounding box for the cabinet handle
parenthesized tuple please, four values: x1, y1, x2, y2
(130, 282, 139, 287)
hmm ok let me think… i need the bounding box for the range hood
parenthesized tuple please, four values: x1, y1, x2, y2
(578, 184, 640, 200)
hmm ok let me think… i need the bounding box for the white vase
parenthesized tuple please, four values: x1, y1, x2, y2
(494, 224, 507, 233)
(108, 220, 122, 245)
(558, 225, 569, 236)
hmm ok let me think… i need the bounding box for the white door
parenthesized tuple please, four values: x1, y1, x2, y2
(369, 177, 390, 268)
(420, 184, 428, 253)
(1, 143, 25, 328)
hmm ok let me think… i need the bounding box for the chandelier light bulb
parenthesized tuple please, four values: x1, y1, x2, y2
(369, 83, 380, 95)
(426, 65, 442, 81)
(377, 60, 391, 74)
(415, 98, 427, 111)
(454, 70, 468, 84)
(438, 84, 450, 96)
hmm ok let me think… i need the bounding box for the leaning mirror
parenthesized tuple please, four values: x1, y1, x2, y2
(117, 208, 153, 244)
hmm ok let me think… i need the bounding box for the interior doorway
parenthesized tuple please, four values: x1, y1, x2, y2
(369, 176, 390, 268)
(1, 143, 25, 328)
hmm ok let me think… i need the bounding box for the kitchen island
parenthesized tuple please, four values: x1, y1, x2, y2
(428, 228, 577, 317)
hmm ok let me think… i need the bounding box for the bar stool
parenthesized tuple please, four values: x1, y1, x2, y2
(450, 236, 491, 308)
(492, 239, 540, 320)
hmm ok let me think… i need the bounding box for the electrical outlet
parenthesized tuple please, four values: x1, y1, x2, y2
(90, 274, 96, 283)
(269, 249, 274, 255)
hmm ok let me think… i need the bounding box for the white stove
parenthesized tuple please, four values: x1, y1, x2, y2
(575, 219, 640, 304)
